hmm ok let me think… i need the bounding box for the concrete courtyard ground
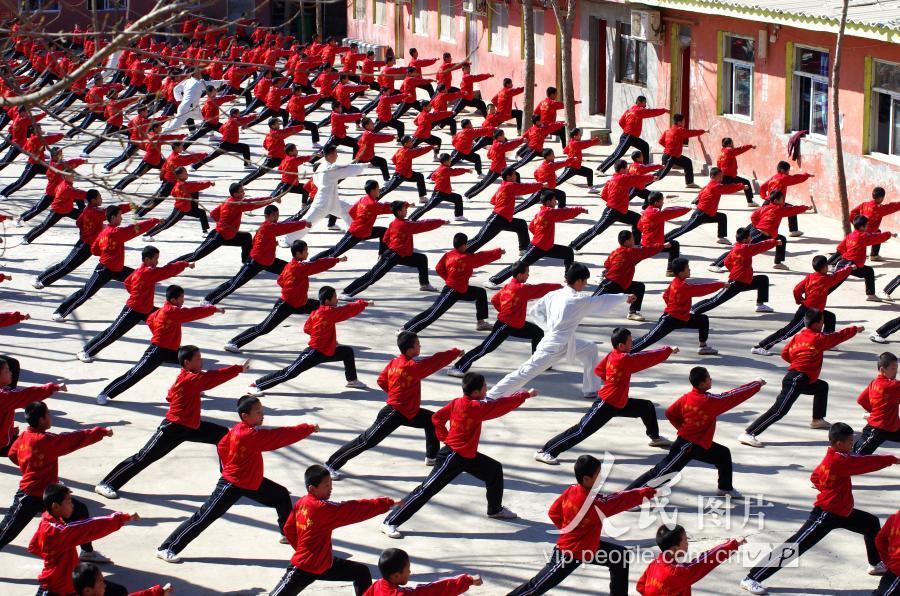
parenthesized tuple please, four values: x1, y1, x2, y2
(0, 98, 897, 595)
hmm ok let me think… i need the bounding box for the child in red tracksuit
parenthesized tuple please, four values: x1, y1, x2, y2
(142, 166, 212, 239)
(29, 484, 137, 595)
(251, 286, 371, 393)
(0, 402, 109, 555)
(556, 127, 602, 189)
(191, 109, 255, 170)
(638, 192, 690, 275)
(511, 455, 656, 595)
(326, 332, 462, 476)
(741, 422, 899, 595)
(852, 351, 900, 455)
(829, 215, 895, 299)
(409, 154, 469, 221)
(741, 309, 863, 447)
(850, 186, 900, 261)
(367, 548, 479, 596)
(402, 234, 502, 333)
(626, 368, 763, 496)
(693, 227, 778, 314)
(513, 148, 573, 214)
(379, 137, 432, 201)
(664, 168, 745, 245)
(241, 118, 304, 186)
(638, 523, 744, 595)
(759, 160, 813, 237)
(656, 114, 704, 187)
(875, 510, 900, 595)
(464, 130, 525, 199)
(95, 345, 246, 499)
(466, 169, 542, 254)
(592, 229, 659, 320)
(73, 562, 172, 596)
(0, 359, 64, 456)
(269, 465, 398, 596)
(717, 137, 756, 205)
(157, 395, 318, 562)
(381, 373, 536, 538)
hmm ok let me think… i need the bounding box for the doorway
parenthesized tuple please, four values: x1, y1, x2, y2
(670, 24, 692, 127)
(591, 17, 607, 115)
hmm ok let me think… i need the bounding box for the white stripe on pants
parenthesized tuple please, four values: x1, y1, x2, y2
(486, 338, 600, 399)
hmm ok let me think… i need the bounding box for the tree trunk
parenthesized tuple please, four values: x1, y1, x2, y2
(315, 0, 324, 38)
(550, 0, 577, 130)
(832, 0, 851, 235)
(522, 1, 535, 134)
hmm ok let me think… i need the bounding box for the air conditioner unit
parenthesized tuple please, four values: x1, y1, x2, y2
(463, 0, 488, 15)
(630, 10, 662, 44)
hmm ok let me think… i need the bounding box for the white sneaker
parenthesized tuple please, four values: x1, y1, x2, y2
(750, 347, 773, 356)
(740, 578, 767, 594)
(534, 451, 559, 465)
(96, 394, 109, 406)
(79, 549, 111, 563)
(76, 351, 93, 363)
(446, 368, 465, 378)
(156, 548, 181, 563)
(868, 562, 887, 576)
(425, 457, 436, 466)
(327, 225, 341, 231)
(338, 293, 355, 302)
(32, 279, 44, 290)
(707, 265, 726, 274)
(788, 230, 804, 237)
(418, 195, 428, 204)
(483, 281, 502, 290)
(312, 142, 323, 149)
(648, 436, 673, 448)
(716, 237, 732, 245)
(454, 215, 468, 222)
(142, 234, 153, 242)
(738, 432, 764, 448)
(487, 506, 518, 519)
(278, 238, 290, 248)
(475, 320, 493, 331)
(79, 151, 90, 158)
(94, 483, 118, 499)
(223, 343, 241, 354)
(697, 345, 719, 355)
(325, 465, 344, 480)
(772, 262, 789, 271)
(870, 332, 889, 344)
(589, 185, 603, 193)
(755, 304, 774, 313)
(51, 312, 65, 322)
(381, 523, 403, 539)
(245, 385, 265, 397)
(419, 284, 438, 292)
(626, 312, 646, 322)
(685, 182, 700, 189)
(345, 379, 368, 389)
(14, 216, 22, 228)
(717, 488, 744, 499)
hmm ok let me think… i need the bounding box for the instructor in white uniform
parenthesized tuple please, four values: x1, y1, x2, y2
(163, 69, 225, 134)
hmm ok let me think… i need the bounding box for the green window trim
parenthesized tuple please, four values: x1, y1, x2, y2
(784, 41, 794, 133)
(716, 30, 724, 115)
(862, 55, 873, 154)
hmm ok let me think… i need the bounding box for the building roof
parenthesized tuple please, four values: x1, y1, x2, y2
(629, 0, 900, 42)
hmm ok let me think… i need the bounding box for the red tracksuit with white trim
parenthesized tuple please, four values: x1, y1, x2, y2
(876, 511, 900, 582)
(630, 278, 725, 352)
(0, 383, 61, 453)
(638, 539, 741, 595)
(385, 391, 530, 526)
(626, 381, 763, 491)
(853, 373, 900, 454)
(365, 575, 474, 596)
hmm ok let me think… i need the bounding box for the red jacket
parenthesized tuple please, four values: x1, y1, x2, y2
(45, 158, 86, 195)
(166, 365, 243, 429)
(857, 374, 900, 433)
(25, 132, 64, 165)
(250, 220, 309, 266)
(793, 267, 852, 311)
(278, 258, 341, 308)
(437, 248, 502, 293)
(413, 109, 453, 138)
(618, 105, 667, 137)
(522, 121, 564, 151)
(717, 145, 752, 177)
(491, 181, 543, 222)
(530, 206, 583, 251)
(1, 384, 60, 450)
(287, 93, 321, 120)
(811, 447, 896, 516)
(348, 195, 393, 238)
(330, 111, 362, 138)
(285, 493, 394, 574)
(219, 114, 255, 144)
(487, 137, 525, 174)
(264, 86, 293, 111)
(696, 181, 746, 216)
(491, 280, 561, 328)
(384, 218, 443, 257)
(91, 220, 159, 272)
(173, 180, 214, 212)
(550, 484, 655, 560)
(836, 230, 892, 267)
(304, 301, 367, 356)
(667, 381, 762, 449)
(876, 511, 900, 576)
(29, 512, 130, 594)
(430, 165, 468, 194)
(452, 126, 493, 154)
(603, 245, 659, 288)
(535, 97, 564, 124)
(212, 197, 270, 240)
(400, 76, 431, 103)
(147, 302, 218, 350)
(637, 539, 741, 595)
(76, 203, 130, 245)
(356, 130, 395, 162)
(491, 86, 524, 116)
(596, 347, 673, 408)
(533, 159, 573, 190)
(392, 146, 432, 178)
(602, 172, 655, 214)
(364, 575, 474, 596)
(217, 422, 316, 490)
(264, 126, 305, 158)
(279, 154, 313, 186)
(459, 73, 491, 100)
(658, 125, 703, 158)
(563, 138, 601, 169)
(161, 151, 207, 184)
(723, 239, 777, 284)
(663, 278, 724, 321)
(104, 96, 139, 127)
(10, 427, 106, 497)
(781, 326, 859, 382)
(639, 206, 690, 248)
(432, 392, 529, 458)
(0, 312, 26, 327)
(124, 261, 189, 313)
(750, 202, 808, 238)
(851, 200, 900, 232)
(49, 180, 88, 215)
(377, 350, 462, 419)
(760, 172, 812, 201)
(142, 133, 183, 166)
(376, 93, 406, 122)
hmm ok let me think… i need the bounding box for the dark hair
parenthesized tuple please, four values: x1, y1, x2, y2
(43, 482, 71, 512)
(631, 150, 643, 160)
(330, 100, 341, 111)
(323, 144, 338, 157)
(105, 204, 121, 222)
(378, 548, 410, 579)
(873, 187, 886, 200)
(85, 189, 101, 203)
(656, 524, 686, 551)
(364, 180, 380, 194)
(270, 117, 283, 127)
(803, 308, 824, 328)
(531, 114, 541, 125)
(178, 345, 200, 367)
(73, 562, 102, 594)
(828, 422, 854, 444)
(390, 200, 407, 215)
(777, 160, 790, 172)
(305, 464, 330, 488)
(644, 191, 664, 210)
(613, 159, 628, 172)
(453, 232, 468, 249)
(541, 148, 553, 159)
(503, 77, 512, 86)
(617, 230, 632, 245)
(767, 189, 784, 203)
(636, 95, 647, 103)
(565, 262, 590, 285)
(237, 395, 260, 416)
(492, 129, 505, 139)
(721, 137, 733, 148)
(812, 255, 828, 272)
(574, 454, 601, 484)
(141, 246, 160, 261)
(165, 284, 184, 301)
(462, 372, 486, 395)
(399, 135, 413, 145)
(501, 166, 516, 179)
(511, 261, 529, 278)
(570, 127, 581, 137)
(611, 327, 631, 349)
(25, 401, 48, 427)
(284, 143, 297, 154)
(735, 227, 750, 242)
(709, 166, 722, 177)
(439, 152, 451, 164)
(397, 331, 418, 353)
(229, 182, 243, 196)
(319, 285, 336, 302)
(878, 351, 897, 371)
(360, 117, 373, 128)
(689, 366, 710, 389)
(461, 119, 472, 128)
(546, 86, 557, 97)
(540, 192, 556, 205)
(670, 258, 689, 276)
(264, 204, 279, 217)
(672, 113, 684, 124)
(853, 215, 868, 230)
(291, 239, 308, 256)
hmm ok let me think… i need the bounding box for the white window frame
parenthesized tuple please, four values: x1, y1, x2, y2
(792, 45, 830, 138)
(617, 22, 648, 86)
(354, 0, 366, 21)
(722, 33, 754, 121)
(439, 0, 455, 42)
(534, 8, 544, 65)
(871, 59, 900, 160)
(489, 2, 509, 56)
(373, 0, 387, 26)
(413, 0, 429, 37)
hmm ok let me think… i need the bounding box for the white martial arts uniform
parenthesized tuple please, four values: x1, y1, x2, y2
(162, 77, 226, 133)
(486, 288, 628, 399)
(283, 161, 370, 244)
